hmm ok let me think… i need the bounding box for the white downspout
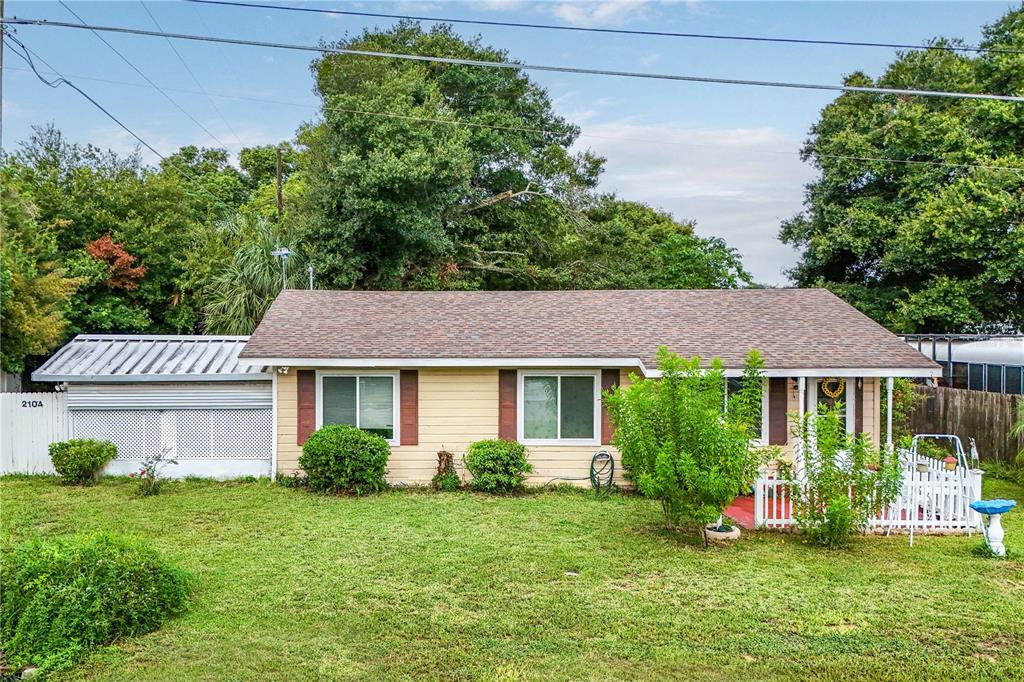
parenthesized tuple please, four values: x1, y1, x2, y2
(271, 369, 278, 480)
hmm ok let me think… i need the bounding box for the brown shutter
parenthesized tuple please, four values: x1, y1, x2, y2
(498, 369, 517, 441)
(601, 369, 619, 445)
(297, 370, 316, 446)
(400, 370, 419, 446)
(854, 378, 864, 435)
(767, 377, 788, 446)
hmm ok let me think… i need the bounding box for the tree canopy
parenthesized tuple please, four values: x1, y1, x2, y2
(780, 6, 1024, 332)
(298, 22, 745, 291)
(2, 23, 752, 379)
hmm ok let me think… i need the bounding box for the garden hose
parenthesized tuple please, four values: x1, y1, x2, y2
(541, 449, 615, 491)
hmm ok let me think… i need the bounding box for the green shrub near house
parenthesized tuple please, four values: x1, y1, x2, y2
(299, 424, 390, 495)
(0, 532, 189, 673)
(49, 438, 117, 484)
(464, 439, 532, 493)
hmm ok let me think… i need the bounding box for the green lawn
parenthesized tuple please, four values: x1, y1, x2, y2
(2, 477, 1023, 681)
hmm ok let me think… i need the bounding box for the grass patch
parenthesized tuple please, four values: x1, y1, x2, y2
(2, 476, 1023, 680)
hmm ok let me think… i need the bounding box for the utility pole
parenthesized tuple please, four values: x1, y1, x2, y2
(275, 145, 283, 219)
(1, 0, 6, 154)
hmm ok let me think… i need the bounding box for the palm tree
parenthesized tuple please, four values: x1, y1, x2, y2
(202, 216, 308, 335)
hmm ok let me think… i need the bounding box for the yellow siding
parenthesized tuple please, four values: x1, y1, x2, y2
(274, 367, 632, 486)
(276, 370, 301, 473)
(862, 377, 881, 449)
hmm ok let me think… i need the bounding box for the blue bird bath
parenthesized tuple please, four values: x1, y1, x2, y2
(970, 499, 1016, 556)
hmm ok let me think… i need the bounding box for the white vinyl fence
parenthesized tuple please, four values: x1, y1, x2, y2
(754, 450, 984, 533)
(0, 392, 69, 474)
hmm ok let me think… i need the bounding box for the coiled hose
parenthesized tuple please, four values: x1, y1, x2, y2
(542, 449, 615, 491)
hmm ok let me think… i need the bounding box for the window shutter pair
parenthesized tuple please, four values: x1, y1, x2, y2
(498, 369, 618, 444)
(295, 370, 419, 446)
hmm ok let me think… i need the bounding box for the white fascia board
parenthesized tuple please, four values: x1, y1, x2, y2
(30, 372, 271, 383)
(645, 367, 942, 378)
(74, 334, 251, 341)
(239, 357, 651, 374)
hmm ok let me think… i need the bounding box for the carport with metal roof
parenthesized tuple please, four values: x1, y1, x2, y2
(32, 335, 274, 479)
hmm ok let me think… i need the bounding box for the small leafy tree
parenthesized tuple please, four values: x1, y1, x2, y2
(606, 347, 767, 543)
(786, 404, 903, 548)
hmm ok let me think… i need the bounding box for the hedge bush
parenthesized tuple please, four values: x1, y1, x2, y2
(49, 438, 117, 484)
(299, 425, 390, 495)
(0, 532, 189, 672)
(464, 439, 532, 493)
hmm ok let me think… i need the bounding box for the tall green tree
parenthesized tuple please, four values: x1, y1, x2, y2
(0, 177, 81, 374)
(780, 6, 1024, 332)
(558, 198, 751, 289)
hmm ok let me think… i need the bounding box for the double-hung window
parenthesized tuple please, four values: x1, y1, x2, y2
(318, 372, 398, 444)
(519, 371, 599, 445)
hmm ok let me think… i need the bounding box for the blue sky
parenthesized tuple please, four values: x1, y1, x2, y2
(2, 1, 1014, 284)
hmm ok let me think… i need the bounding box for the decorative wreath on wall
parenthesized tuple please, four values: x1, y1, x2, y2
(820, 377, 846, 399)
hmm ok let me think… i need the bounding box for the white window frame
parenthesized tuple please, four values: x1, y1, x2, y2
(517, 370, 601, 446)
(315, 370, 400, 446)
(724, 378, 770, 447)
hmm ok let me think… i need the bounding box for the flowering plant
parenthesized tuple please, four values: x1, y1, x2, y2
(131, 446, 178, 496)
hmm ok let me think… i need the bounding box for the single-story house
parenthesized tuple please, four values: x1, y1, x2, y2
(238, 288, 941, 485)
(31, 335, 273, 478)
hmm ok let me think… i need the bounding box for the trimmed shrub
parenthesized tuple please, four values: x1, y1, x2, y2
(464, 439, 532, 493)
(299, 425, 390, 495)
(0, 532, 189, 672)
(49, 438, 117, 484)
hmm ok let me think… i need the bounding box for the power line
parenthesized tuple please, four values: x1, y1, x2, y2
(55, 1, 230, 149)
(186, 0, 1024, 56)
(2, 30, 229, 206)
(4, 17, 1023, 103)
(5, 63, 1021, 174)
(138, 0, 243, 146)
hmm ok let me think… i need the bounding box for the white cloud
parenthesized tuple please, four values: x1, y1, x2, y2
(549, 1, 654, 27)
(571, 121, 817, 285)
(88, 122, 280, 168)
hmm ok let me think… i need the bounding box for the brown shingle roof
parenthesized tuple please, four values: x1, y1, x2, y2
(239, 289, 938, 370)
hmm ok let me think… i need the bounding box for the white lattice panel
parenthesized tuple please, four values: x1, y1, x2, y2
(72, 410, 162, 460)
(71, 409, 271, 460)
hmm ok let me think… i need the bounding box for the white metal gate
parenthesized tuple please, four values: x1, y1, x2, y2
(0, 392, 69, 474)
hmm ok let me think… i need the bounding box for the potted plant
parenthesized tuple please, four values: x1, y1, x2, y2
(915, 461, 930, 474)
(943, 455, 958, 471)
(704, 516, 741, 542)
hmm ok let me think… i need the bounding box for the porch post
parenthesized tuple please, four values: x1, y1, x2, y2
(885, 376, 894, 451)
(796, 377, 806, 479)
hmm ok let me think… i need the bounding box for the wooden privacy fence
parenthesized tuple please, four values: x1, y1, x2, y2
(911, 385, 1022, 462)
(0, 392, 69, 474)
(754, 450, 983, 533)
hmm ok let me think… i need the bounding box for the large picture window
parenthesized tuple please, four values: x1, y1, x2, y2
(520, 372, 599, 444)
(318, 373, 397, 442)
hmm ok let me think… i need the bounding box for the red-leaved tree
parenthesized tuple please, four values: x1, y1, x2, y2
(85, 235, 146, 290)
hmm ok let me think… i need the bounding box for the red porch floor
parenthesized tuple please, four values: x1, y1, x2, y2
(724, 495, 756, 529)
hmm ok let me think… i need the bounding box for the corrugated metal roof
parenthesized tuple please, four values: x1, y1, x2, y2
(33, 335, 270, 383)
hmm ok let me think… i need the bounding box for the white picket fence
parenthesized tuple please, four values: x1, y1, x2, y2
(754, 450, 984, 533)
(0, 392, 69, 474)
